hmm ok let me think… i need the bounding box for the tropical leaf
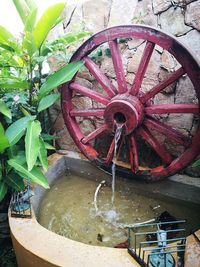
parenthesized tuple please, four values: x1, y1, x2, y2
(38, 137, 48, 172)
(0, 99, 11, 119)
(37, 93, 60, 113)
(24, 8, 37, 33)
(8, 159, 49, 189)
(38, 61, 84, 98)
(25, 120, 41, 171)
(44, 142, 55, 150)
(6, 172, 25, 192)
(41, 133, 59, 141)
(33, 3, 65, 48)
(192, 159, 200, 168)
(0, 162, 2, 181)
(24, 0, 37, 11)
(0, 78, 29, 90)
(0, 181, 8, 201)
(5, 115, 36, 146)
(22, 31, 37, 56)
(0, 25, 14, 44)
(0, 43, 15, 52)
(0, 123, 10, 153)
(19, 105, 30, 116)
(12, 0, 30, 25)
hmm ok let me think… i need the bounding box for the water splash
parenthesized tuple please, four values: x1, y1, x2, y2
(111, 123, 124, 205)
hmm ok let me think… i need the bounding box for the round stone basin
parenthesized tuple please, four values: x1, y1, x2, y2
(9, 153, 200, 267)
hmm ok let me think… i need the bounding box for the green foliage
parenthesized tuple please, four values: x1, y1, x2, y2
(38, 61, 84, 98)
(38, 93, 60, 113)
(25, 120, 41, 171)
(0, 0, 90, 201)
(192, 159, 200, 168)
(33, 3, 65, 48)
(0, 99, 11, 119)
(0, 123, 10, 153)
(6, 116, 35, 146)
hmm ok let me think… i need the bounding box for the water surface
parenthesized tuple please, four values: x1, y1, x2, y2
(38, 173, 200, 247)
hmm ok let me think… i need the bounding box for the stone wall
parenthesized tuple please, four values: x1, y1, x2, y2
(49, 0, 200, 164)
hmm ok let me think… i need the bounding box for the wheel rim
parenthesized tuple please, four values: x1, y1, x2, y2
(61, 25, 200, 181)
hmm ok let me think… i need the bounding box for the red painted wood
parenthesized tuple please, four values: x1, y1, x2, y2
(148, 128, 200, 181)
(105, 137, 115, 165)
(109, 40, 128, 94)
(129, 135, 139, 173)
(70, 108, 104, 117)
(84, 56, 117, 97)
(144, 117, 191, 147)
(145, 104, 199, 114)
(138, 126, 173, 165)
(140, 67, 185, 103)
(69, 82, 110, 105)
(61, 25, 200, 181)
(82, 124, 109, 144)
(130, 41, 155, 95)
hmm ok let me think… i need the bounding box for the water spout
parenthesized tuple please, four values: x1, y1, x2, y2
(112, 123, 124, 205)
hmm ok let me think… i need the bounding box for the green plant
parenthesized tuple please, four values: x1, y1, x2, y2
(0, 0, 89, 201)
(192, 158, 200, 168)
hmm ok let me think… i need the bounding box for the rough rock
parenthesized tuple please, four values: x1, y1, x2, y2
(178, 29, 200, 60)
(185, 1, 200, 31)
(108, 0, 138, 26)
(140, 77, 159, 93)
(63, 4, 84, 33)
(55, 128, 80, 152)
(80, 119, 95, 136)
(76, 77, 92, 89)
(175, 76, 197, 104)
(127, 43, 146, 73)
(100, 56, 116, 78)
(158, 68, 176, 94)
(127, 39, 145, 50)
(167, 113, 193, 134)
(72, 96, 93, 110)
(161, 50, 177, 71)
(154, 90, 174, 104)
(152, 0, 172, 15)
(82, 0, 112, 32)
(133, 0, 157, 26)
(159, 6, 192, 36)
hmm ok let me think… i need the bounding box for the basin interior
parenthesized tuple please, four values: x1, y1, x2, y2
(37, 157, 200, 248)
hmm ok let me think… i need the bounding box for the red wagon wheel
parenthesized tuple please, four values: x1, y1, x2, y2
(61, 25, 200, 181)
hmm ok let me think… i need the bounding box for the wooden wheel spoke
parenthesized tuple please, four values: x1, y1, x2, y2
(138, 126, 173, 165)
(82, 124, 109, 144)
(130, 41, 155, 95)
(140, 67, 186, 103)
(84, 56, 117, 97)
(144, 117, 191, 147)
(105, 137, 115, 165)
(129, 135, 139, 173)
(70, 108, 104, 117)
(109, 40, 128, 94)
(69, 82, 110, 105)
(145, 103, 199, 114)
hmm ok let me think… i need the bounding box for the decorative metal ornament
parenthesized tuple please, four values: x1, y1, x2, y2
(10, 184, 34, 218)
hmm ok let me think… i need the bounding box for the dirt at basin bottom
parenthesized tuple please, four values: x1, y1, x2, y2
(38, 173, 200, 248)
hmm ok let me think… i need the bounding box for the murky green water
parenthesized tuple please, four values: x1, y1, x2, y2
(38, 173, 200, 247)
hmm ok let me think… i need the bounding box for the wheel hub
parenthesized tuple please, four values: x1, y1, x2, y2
(104, 94, 144, 134)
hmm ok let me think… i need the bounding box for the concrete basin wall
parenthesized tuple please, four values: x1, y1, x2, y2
(9, 153, 200, 267)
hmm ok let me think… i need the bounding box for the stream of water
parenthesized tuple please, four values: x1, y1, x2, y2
(111, 123, 124, 205)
